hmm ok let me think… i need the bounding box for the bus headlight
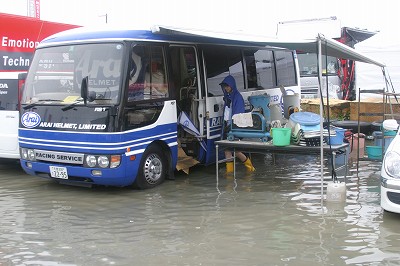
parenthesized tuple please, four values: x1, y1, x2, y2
(84, 154, 121, 168)
(86, 155, 97, 168)
(27, 149, 36, 160)
(20, 148, 35, 161)
(384, 151, 400, 178)
(97, 156, 109, 168)
(21, 148, 28, 160)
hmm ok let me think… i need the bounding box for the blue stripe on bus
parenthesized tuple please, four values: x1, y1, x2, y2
(19, 123, 177, 154)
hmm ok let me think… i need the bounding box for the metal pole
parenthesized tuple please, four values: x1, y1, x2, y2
(216, 144, 219, 184)
(317, 35, 325, 209)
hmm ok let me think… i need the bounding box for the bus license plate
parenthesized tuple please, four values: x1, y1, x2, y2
(49, 166, 68, 179)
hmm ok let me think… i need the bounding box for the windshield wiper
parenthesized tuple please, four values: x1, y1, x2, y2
(23, 99, 63, 110)
(62, 98, 84, 111)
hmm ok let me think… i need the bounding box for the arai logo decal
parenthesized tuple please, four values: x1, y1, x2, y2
(21, 112, 41, 128)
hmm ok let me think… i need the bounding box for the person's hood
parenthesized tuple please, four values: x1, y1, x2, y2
(220, 75, 238, 96)
(220, 75, 245, 115)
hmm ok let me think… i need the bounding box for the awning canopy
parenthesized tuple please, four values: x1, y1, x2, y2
(152, 25, 385, 67)
(153, 25, 384, 196)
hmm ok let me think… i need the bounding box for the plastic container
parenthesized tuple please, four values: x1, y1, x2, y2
(282, 94, 300, 119)
(289, 111, 321, 131)
(329, 127, 346, 145)
(326, 182, 346, 202)
(349, 133, 365, 158)
(372, 131, 395, 152)
(270, 103, 283, 122)
(272, 128, 291, 146)
(366, 145, 382, 160)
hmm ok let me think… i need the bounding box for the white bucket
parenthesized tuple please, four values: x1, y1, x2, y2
(283, 94, 300, 119)
(326, 182, 346, 202)
(270, 103, 283, 122)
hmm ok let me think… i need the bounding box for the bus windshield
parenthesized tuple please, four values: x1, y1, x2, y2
(22, 43, 124, 106)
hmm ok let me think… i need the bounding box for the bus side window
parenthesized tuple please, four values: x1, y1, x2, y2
(128, 45, 169, 102)
(127, 45, 147, 102)
(244, 49, 275, 90)
(203, 46, 244, 94)
(124, 105, 162, 129)
(143, 46, 169, 100)
(275, 50, 296, 87)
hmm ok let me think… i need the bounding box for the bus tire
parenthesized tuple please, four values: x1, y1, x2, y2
(134, 145, 166, 189)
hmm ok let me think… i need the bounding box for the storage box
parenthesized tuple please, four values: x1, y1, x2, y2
(372, 131, 395, 152)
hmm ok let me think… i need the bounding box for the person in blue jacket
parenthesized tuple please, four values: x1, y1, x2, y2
(220, 75, 255, 173)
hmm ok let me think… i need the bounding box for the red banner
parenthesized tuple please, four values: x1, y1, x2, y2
(0, 13, 79, 71)
(1, 13, 79, 53)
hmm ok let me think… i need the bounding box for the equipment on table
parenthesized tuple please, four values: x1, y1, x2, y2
(227, 94, 272, 142)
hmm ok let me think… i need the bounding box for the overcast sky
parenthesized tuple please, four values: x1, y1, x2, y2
(1, 0, 399, 37)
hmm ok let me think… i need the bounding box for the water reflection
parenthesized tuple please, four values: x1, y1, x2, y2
(0, 156, 399, 265)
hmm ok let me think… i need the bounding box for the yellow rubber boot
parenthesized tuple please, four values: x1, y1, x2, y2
(226, 161, 234, 173)
(243, 157, 255, 172)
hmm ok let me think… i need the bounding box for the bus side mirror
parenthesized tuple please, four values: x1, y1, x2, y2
(81, 76, 89, 105)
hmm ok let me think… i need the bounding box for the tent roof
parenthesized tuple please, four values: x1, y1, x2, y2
(152, 25, 385, 67)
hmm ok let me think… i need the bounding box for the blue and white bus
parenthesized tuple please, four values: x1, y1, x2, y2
(19, 26, 300, 188)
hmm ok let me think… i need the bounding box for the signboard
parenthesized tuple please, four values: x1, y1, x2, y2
(0, 12, 80, 72)
(27, 0, 40, 19)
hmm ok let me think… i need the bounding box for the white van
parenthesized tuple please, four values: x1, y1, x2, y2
(380, 119, 400, 213)
(0, 72, 25, 159)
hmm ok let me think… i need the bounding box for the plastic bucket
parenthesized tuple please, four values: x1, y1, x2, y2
(349, 133, 365, 158)
(283, 94, 300, 119)
(329, 128, 346, 145)
(366, 145, 382, 160)
(272, 128, 291, 146)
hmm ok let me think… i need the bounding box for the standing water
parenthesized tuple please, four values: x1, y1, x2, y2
(0, 154, 399, 265)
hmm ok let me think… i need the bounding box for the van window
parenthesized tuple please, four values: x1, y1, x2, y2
(0, 79, 18, 110)
(244, 49, 276, 89)
(203, 46, 244, 96)
(275, 50, 297, 87)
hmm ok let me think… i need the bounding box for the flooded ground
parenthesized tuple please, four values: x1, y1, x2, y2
(0, 154, 399, 266)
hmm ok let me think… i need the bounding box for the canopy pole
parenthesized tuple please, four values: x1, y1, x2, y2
(317, 35, 325, 211)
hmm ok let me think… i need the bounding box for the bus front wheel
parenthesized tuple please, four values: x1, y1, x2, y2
(134, 145, 166, 189)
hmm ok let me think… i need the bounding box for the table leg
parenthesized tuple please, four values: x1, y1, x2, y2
(216, 144, 219, 183)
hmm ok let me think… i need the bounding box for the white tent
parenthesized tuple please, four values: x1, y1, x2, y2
(355, 31, 400, 99)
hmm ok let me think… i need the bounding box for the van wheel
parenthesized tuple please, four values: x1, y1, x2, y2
(134, 145, 166, 189)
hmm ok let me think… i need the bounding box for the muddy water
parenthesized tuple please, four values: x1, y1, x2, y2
(0, 155, 399, 266)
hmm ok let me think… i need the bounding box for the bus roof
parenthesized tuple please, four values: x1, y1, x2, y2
(38, 26, 286, 50)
